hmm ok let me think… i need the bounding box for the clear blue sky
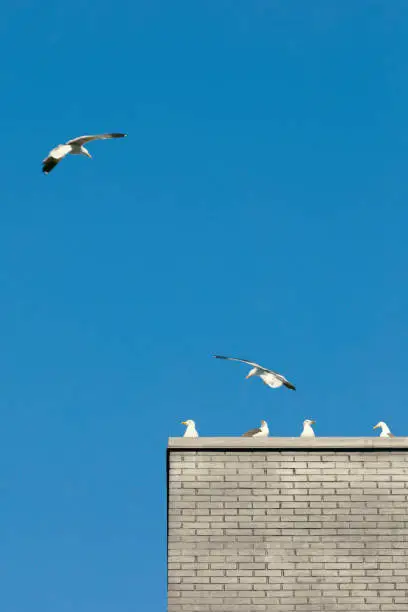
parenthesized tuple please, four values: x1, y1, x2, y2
(1, 1, 408, 610)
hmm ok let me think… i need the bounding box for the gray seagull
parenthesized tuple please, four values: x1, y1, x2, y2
(242, 419, 269, 437)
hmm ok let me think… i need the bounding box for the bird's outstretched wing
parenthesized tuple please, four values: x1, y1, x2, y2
(66, 133, 127, 146)
(213, 355, 265, 369)
(242, 427, 261, 437)
(42, 144, 72, 174)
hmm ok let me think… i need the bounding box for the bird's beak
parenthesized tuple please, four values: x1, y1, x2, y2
(373, 424, 379, 429)
(310, 420, 316, 425)
(181, 421, 187, 425)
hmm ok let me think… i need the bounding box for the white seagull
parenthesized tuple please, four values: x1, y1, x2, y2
(213, 355, 296, 390)
(242, 420, 269, 438)
(300, 419, 316, 438)
(373, 421, 394, 438)
(181, 419, 199, 438)
(42, 133, 127, 174)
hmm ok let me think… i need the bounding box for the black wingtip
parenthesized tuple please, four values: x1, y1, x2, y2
(284, 381, 296, 391)
(112, 133, 127, 138)
(42, 157, 59, 174)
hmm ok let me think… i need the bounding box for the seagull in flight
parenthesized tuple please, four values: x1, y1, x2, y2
(42, 133, 127, 174)
(213, 355, 296, 390)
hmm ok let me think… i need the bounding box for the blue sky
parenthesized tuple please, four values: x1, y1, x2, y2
(1, 1, 408, 610)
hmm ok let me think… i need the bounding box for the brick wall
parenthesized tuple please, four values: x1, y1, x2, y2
(167, 439, 408, 611)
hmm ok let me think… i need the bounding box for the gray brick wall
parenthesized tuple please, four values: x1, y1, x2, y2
(167, 440, 408, 611)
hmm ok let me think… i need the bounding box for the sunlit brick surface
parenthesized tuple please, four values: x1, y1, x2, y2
(168, 441, 408, 611)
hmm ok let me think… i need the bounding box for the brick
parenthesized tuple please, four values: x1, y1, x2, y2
(168, 446, 408, 609)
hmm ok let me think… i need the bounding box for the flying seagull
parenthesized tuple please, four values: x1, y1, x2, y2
(213, 355, 296, 390)
(300, 419, 316, 438)
(242, 419, 269, 438)
(373, 421, 394, 438)
(42, 133, 127, 174)
(181, 419, 199, 438)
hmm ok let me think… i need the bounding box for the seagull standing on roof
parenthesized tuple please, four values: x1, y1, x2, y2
(181, 420, 199, 438)
(373, 421, 394, 437)
(300, 419, 316, 438)
(42, 133, 127, 174)
(242, 420, 269, 438)
(213, 355, 296, 390)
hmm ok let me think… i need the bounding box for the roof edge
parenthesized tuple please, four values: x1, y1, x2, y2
(167, 437, 408, 450)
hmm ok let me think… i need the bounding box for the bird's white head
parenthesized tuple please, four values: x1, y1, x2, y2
(182, 420, 195, 427)
(245, 367, 258, 380)
(304, 419, 316, 426)
(261, 420, 267, 427)
(81, 146, 92, 159)
(373, 421, 386, 430)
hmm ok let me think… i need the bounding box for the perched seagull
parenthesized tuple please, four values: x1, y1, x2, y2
(181, 419, 199, 438)
(242, 420, 269, 438)
(213, 355, 295, 390)
(373, 421, 394, 438)
(300, 419, 316, 438)
(42, 133, 127, 174)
